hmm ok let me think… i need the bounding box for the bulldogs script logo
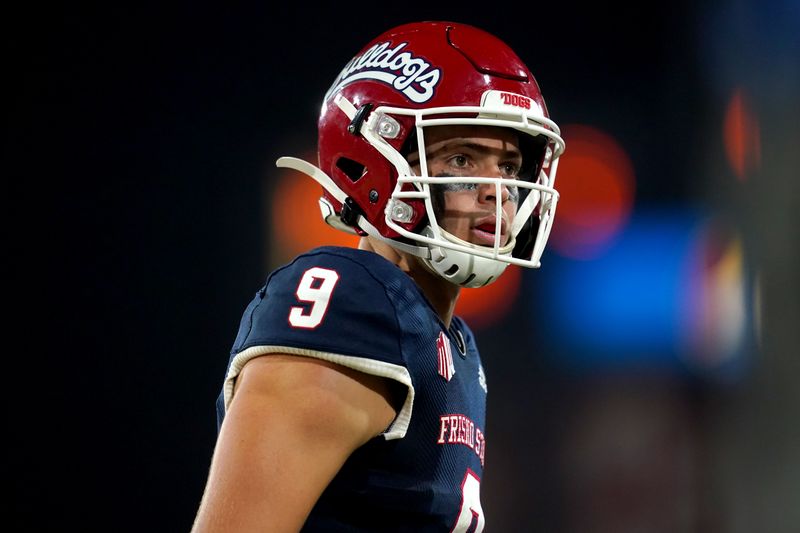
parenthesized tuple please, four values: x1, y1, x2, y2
(326, 41, 441, 103)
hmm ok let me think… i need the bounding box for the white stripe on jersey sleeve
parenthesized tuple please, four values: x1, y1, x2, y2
(223, 345, 414, 441)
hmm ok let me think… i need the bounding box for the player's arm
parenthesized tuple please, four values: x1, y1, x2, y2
(191, 354, 399, 533)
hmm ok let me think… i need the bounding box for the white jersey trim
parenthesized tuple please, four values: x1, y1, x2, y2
(223, 345, 415, 440)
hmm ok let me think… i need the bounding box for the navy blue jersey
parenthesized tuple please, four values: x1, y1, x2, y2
(217, 246, 488, 532)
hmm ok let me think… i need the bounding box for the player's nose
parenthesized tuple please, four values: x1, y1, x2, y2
(476, 172, 511, 205)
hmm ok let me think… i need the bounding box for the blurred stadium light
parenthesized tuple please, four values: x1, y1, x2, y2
(531, 208, 756, 382)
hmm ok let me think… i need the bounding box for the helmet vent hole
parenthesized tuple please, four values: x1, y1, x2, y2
(464, 273, 477, 285)
(336, 158, 366, 183)
(444, 265, 460, 276)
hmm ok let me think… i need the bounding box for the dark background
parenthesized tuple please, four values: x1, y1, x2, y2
(8, 2, 799, 532)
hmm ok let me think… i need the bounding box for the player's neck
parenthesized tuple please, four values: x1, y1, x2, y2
(358, 237, 460, 327)
(410, 270, 460, 328)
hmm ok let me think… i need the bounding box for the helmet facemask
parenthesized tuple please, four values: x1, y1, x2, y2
(358, 95, 564, 287)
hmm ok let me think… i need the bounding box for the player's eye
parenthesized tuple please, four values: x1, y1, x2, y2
(448, 154, 470, 169)
(501, 162, 521, 178)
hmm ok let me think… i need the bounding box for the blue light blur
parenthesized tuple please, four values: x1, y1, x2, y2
(529, 207, 753, 378)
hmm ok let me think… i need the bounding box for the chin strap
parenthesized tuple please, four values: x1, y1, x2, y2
(276, 156, 346, 204)
(276, 156, 358, 235)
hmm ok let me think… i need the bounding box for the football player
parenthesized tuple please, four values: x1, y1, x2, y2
(193, 20, 565, 532)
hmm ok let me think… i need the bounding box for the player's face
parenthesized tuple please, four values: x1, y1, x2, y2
(411, 125, 522, 247)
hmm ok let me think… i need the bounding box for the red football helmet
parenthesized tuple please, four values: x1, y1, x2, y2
(278, 21, 565, 287)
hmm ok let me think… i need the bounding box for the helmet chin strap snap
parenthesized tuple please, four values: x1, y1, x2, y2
(347, 103, 374, 135)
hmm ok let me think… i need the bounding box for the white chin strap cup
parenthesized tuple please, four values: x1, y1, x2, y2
(422, 228, 510, 288)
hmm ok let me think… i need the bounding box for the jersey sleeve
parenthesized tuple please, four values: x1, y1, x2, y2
(221, 249, 414, 439)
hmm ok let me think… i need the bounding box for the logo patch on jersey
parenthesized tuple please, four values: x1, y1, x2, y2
(326, 41, 442, 103)
(436, 331, 456, 381)
(478, 363, 488, 393)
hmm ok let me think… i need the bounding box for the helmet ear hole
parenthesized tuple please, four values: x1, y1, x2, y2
(336, 157, 366, 183)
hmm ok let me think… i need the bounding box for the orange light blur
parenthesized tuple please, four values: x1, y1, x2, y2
(270, 156, 359, 266)
(455, 265, 522, 329)
(723, 88, 761, 181)
(549, 124, 636, 260)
